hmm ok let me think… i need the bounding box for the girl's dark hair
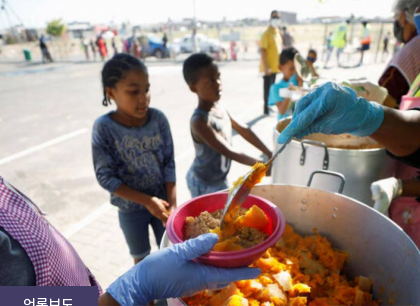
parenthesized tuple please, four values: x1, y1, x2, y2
(101, 53, 147, 106)
(279, 47, 299, 65)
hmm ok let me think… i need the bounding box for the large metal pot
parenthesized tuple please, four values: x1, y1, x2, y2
(273, 118, 394, 206)
(164, 179, 420, 306)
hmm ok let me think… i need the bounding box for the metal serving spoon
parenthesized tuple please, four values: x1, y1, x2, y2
(220, 139, 291, 230)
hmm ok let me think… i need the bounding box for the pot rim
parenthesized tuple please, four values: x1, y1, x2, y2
(285, 137, 386, 155)
(259, 183, 414, 241)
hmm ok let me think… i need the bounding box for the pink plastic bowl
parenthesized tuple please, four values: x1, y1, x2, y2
(166, 192, 286, 268)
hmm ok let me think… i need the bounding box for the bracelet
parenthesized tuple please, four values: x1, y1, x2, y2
(396, 179, 403, 197)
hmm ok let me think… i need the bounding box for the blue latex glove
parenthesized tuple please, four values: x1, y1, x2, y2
(277, 82, 384, 144)
(107, 233, 261, 306)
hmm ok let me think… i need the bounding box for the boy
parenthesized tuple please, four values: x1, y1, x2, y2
(268, 47, 303, 121)
(306, 49, 319, 77)
(183, 53, 272, 197)
(359, 21, 371, 66)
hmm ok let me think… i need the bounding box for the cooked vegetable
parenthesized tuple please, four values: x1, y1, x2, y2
(183, 225, 380, 306)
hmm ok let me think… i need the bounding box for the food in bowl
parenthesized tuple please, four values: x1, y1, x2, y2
(183, 224, 379, 306)
(166, 192, 285, 268)
(221, 162, 269, 227)
(185, 205, 269, 252)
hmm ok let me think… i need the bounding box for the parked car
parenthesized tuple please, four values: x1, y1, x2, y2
(125, 34, 170, 58)
(146, 34, 169, 58)
(176, 34, 221, 53)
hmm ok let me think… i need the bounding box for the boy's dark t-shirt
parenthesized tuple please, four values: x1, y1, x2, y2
(190, 104, 232, 185)
(92, 109, 175, 212)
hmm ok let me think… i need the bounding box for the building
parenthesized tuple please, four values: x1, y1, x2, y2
(279, 11, 297, 25)
(67, 22, 93, 39)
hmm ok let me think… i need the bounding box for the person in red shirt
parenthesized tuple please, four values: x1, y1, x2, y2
(97, 36, 108, 61)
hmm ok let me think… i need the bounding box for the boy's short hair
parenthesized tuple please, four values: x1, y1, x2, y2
(183, 53, 214, 84)
(279, 47, 299, 65)
(308, 49, 317, 56)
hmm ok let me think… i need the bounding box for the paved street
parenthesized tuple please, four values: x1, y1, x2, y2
(0, 59, 275, 233)
(0, 56, 387, 290)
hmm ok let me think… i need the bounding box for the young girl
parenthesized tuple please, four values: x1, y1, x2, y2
(92, 53, 176, 264)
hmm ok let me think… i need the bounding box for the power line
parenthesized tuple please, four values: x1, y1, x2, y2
(1, 0, 23, 28)
(3, 0, 23, 26)
(2, 2, 14, 29)
(1, 0, 18, 41)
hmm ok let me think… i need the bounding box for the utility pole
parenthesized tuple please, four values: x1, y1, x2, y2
(193, 0, 196, 26)
(191, 0, 198, 53)
(375, 21, 384, 63)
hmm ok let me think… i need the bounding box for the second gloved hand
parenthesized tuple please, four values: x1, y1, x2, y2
(278, 82, 384, 143)
(107, 233, 261, 306)
(350, 81, 388, 104)
(371, 177, 403, 214)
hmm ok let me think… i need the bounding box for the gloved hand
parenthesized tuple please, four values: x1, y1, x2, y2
(371, 177, 403, 214)
(278, 82, 384, 144)
(107, 233, 261, 306)
(350, 81, 388, 104)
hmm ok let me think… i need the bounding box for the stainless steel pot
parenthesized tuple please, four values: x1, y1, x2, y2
(272, 118, 394, 206)
(164, 180, 420, 305)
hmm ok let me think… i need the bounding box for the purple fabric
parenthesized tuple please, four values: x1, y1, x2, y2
(0, 177, 102, 294)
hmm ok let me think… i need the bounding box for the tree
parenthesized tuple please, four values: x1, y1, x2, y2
(46, 19, 66, 37)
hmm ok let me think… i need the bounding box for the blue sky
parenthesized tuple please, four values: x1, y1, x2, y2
(1, 0, 396, 29)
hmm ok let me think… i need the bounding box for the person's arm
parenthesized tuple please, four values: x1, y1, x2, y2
(98, 293, 120, 306)
(92, 126, 124, 197)
(308, 63, 319, 78)
(191, 116, 261, 166)
(370, 108, 420, 157)
(277, 98, 290, 116)
(229, 113, 272, 159)
(311, 67, 319, 78)
(114, 185, 170, 223)
(297, 75, 304, 87)
(277, 82, 420, 165)
(160, 112, 177, 209)
(165, 182, 176, 211)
